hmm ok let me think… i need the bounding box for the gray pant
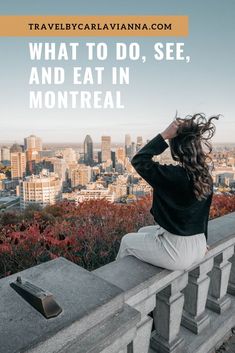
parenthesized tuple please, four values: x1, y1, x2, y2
(116, 225, 207, 271)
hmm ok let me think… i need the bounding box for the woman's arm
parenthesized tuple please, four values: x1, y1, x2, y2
(131, 134, 169, 187)
(131, 120, 181, 187)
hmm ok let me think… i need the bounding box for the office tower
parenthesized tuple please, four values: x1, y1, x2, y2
(111, 151, 116, 168)
(131, 142, 136, 158)
(115, 162, 124, 174)
(84, 135, 94, 166)
(51, 158, 67, 182)
(19, 170, 62, 209)
(125, 134, 132, 158)
(24, 135, 42, 175)
(62, 148, 77, 164)
(1, 146, 10, 162)
(97, 151, 102, 164)
(24, 135, 42, 151)
(10, 144, 26, 179)
(116, 147, 125, 163)
(101, 136, 111, 162)
(136, 136, 143, 152)
(137, 136, 143, 145)
(10, 144, 23, 153)
(125, 134, 131, 147)
(71, 165, 91, 187)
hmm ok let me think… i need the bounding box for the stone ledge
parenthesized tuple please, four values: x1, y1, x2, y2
(56, 304, 140, 353)
(0, 257, 130, 353)
(93, 212, 235, 302)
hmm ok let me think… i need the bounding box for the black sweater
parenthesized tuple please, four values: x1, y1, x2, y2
(131, 134, 212, 240)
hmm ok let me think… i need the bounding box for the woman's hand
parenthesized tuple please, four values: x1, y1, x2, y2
(161, 119, 182, 140)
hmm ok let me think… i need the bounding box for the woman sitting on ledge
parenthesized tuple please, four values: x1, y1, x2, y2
(116, 113, 219, 270)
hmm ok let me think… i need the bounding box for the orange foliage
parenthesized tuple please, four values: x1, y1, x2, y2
(0, 194, 234, 278)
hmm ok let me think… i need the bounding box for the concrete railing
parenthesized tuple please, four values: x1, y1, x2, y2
(1, 212, 235, 353)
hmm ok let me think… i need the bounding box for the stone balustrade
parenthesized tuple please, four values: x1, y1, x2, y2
(1, 212, 235, 353)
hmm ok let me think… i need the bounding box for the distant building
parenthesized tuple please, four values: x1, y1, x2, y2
(24, 135, 42, 151)
(101, 136, 111, 162)
(97, 151, 102, 164)
(111, 151, 116, 168)
(24, 135, 42, 175)
(131, 142, 136, 158)
(1, 146, 10, 162)
(125, 134, 131, 147)
(51, 158, 67, 182)
(10, 144, 26, 180)
(125, 134, 131, 158)
(136, 136, 143, 151)
(39, 150, 55, 159)
(63, 187, 115, 204)
(116, 147, 125, 163)
(71, 165, 91, 187)
(215, 172, 235, 186)
(10, 144, 23, 154)
(115, 161, 124, 174)
(19, 170, 62, 209)
(137, 136, 143, 145)
(84, 135, 94, 166)
(62, 148, 77, 164)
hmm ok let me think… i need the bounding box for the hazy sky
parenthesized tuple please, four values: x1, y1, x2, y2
(0, 0, 234, 143)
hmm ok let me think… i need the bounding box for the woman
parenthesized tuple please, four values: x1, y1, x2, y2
(116, 113, 219, 270)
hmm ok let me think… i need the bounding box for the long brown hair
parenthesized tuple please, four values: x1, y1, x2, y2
(169, 113, 219, 200)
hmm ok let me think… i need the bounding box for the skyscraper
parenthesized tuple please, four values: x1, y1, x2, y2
(116, 147, 125, 163)
(125, 134, 132, 158)
(24, 135, 42, 175)
(84, 135, 94, 166)
(10, 144, 26, 179)
(136, 136, 143, 152)
(62, 148, 77, 164)
(137, 136, 143, 145)
(125, 134, 131, 147)
(71, 165, 91, 187)
(131, 142, 136, 158)
(101, 136, 111, 162)
(1, 146, 10, 162)
(24, 135, 42, 151)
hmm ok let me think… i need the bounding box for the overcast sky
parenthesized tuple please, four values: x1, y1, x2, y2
(0, 0, 234, 143)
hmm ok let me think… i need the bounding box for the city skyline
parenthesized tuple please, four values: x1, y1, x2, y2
(1, 132, 235, 146)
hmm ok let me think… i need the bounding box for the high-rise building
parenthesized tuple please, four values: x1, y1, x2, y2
(125, 134, 132, 158)
(1, 146, 10, 162)
(24, 135, 42, 175)
(10, 144, 23, 153)
(24, 135, 42, 151)
(51, 158, 67, 182)
(125, 134, 131, 147)
(10, 144, 26, 180)
(137, 136, 143, 145)
(84, 135, 94, 166)
(116, 147, 125, 163)
(19, 170, 62, 209)
(71, 165, 91, 187)
(111, 151, 116, 168)
(62, 148, 77, 164)
(101, 136, 111, 162)
(136, 136, 143, 152)
(131, 142, 136, 158)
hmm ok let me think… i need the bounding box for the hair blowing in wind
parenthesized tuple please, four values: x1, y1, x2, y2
(169, 113, 219, 200)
